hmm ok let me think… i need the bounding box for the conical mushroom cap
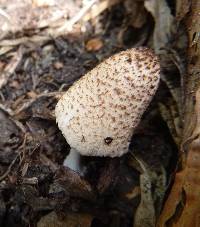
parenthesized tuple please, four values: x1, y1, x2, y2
(55, 47, 160, 157)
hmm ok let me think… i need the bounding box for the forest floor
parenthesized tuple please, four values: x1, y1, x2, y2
(0, 0, 187, 226)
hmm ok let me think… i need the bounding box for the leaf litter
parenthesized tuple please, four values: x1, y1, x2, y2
(0, 0, 188, 226)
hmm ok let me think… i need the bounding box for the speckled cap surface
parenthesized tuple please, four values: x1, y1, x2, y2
(55, 47, 160, 157)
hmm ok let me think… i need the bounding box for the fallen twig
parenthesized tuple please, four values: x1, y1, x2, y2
(56, 0, 97, 34)
(0, 103, 14, 115)
(40, 153, 58, 172)
(22, 177, 38, 185)
(0, 46, 24, 89)
(14, 91, 64, 116)
(0, 135, 27, 181)
(0, 0, 121, 54)
(0, 8, 12, 23)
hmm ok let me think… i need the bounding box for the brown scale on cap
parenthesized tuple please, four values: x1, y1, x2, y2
(55, 47, 160, 157)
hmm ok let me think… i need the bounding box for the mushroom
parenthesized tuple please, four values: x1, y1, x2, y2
(55, 47, 160, 172)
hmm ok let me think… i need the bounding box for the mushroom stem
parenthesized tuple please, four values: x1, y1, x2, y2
(63, 148, 83, 173)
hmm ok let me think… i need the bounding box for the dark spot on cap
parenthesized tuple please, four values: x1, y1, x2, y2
(126, 53, 132, 63)
(150, 85, 155, 89)
(114, 88, 121, 95)
(104, 137, 113, 145)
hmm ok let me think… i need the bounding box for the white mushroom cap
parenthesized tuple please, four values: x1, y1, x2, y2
(55, 47, 160, 157)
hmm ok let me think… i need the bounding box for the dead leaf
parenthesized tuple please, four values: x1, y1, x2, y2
(0, 109, 20, 149)
(53, 166, 95, 201)
(97, 158, 119, 194)
(144, 0, 175, 53)
(53, 61, 64, 70)
(27, 91, 38, 99)
(158, 1, 200, 225)
(124, 0, 148, 28)
(125, 186, 140, 200)
(134, 156, 166, 227)
(9, 80, 20, 89)
(176, 0, 191, 21)
(134, 172, 155, 227)
(85, 38, 103, 52)
(83, 0, 121, 22)
(157, 140, 200, 227)
(37, 211, 93, 227)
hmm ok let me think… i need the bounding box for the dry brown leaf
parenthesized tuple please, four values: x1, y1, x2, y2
(176, 0, 191, 21)
(134, 156, 166, 227)
(125, 186, 140, 200)
(85, 38, 103, 52)
(9, 80, 20, 89)
(27, 91, 38, 99)
(53, 61, 64, 69)
(53, 166, 95, 200)
(157, 140, 200, 227)
(125, 0, 148, 28)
